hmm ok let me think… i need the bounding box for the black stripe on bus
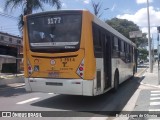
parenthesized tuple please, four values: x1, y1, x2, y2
(31, 55, 78, 59)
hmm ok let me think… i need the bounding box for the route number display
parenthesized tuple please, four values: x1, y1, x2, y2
(47, 17, 62, 24)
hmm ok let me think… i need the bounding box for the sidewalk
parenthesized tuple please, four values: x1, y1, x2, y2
(130, 63, 160, 119)
(0, 73, 24, 86)
(140, 63, 160, 88)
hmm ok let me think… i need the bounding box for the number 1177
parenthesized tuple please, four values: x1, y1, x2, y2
(48, 17, 62, 24)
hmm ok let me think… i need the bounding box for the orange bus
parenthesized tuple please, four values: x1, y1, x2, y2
(23, 10, 137, 96)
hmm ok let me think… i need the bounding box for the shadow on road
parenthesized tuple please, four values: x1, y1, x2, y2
(0, 85, 28, 97)
(31, 76, 145, 116)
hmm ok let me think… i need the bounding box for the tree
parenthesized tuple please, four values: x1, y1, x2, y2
(91, 0, 103, 18)
(135, 33, 148, 48)
(4, 0, 61, 32)
(106, 18, 147, 47)
(138, 48, 148, 61)
(106, 18, 139, 39)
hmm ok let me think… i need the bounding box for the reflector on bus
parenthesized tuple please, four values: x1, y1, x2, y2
(76, 59, 84, 79)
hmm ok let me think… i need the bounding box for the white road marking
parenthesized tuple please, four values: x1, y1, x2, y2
(150, 102, 160, 106)
(149, 109, 160, 111)
(16, 97, 40, 104)
(148, 119, 160, 120)
(149, 91, 160, 118)
(150, 97, 160, 100)
(89, 117, 108, 120)
(151, 94, 160, 96)
(151, 91, 160, 93)
(15, 83, 25, 87)
(48, 93, 54, 95)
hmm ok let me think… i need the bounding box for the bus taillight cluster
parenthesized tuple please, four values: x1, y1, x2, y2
(28, 65, 32, 74)
(77, 59, 84, 78)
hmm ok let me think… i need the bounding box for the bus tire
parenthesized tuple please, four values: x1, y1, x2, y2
(133, 66, 135, 77)
(113, 71, 119, 92)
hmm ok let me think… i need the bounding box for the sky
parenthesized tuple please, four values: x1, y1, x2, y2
(0, 0, 160, 47)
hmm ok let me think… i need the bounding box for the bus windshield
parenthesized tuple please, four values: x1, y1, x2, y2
(27, 14, 82, 53)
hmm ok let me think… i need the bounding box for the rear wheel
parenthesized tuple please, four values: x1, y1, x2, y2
(133, 66, 136, 77)
(113, 71, 119, 92)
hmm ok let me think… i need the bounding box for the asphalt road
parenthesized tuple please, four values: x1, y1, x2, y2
(0, 67, 147, 120)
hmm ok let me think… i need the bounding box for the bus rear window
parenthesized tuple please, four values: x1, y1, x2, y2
(27, 14, 82, 53)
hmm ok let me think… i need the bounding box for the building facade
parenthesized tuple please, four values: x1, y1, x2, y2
(0, 32, 23, 73)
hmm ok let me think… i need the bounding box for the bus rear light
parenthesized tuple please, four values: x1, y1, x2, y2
(79, 67, 83, 71)
(28, 65, 32, 70)
(80, 73, 83, 76)
(28, 65, 33, 74)
(77, 59, 84, 79)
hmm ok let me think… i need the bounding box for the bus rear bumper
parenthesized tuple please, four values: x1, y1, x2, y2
(25, 78, 94, 96)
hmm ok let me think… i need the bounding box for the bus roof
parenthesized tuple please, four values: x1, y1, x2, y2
(26, 9, 86, 18)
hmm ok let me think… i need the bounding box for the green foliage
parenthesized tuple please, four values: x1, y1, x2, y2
(136, 33, 148, 48)
(138, 48, 148, 60)
(106, 18, 139, 38)
(4, 0, 62, 33)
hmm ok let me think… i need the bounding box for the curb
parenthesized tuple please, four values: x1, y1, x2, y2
(140, 82, 160, 88)
(0, 83, 25, 90)
(135, 67, 148, 77)
(0, 77, 24, 86)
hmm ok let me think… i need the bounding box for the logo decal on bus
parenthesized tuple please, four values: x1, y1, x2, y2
(50, 59, 56, 65)
(60, 57, 75, 68)
(62, 62, 67, 67)
(34, 66, 39, 71)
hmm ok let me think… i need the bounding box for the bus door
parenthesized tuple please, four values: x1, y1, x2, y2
(134, 48, 138, 72)
(102, 33, 112, 90)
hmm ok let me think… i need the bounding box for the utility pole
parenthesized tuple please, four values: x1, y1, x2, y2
(157, 26, 160, 84)
(147, 0, 153, 73)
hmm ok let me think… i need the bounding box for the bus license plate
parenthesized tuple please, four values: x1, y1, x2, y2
(48, 72, 59, 78)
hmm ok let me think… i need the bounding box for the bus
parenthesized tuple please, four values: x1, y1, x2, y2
(23, 10, 137, 96)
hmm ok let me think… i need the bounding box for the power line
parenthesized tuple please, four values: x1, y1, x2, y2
(0, 27, 18, 29)
(0, 12, 18, 20)
(0, 24, 18, 26)
(139, 25, 158, 28)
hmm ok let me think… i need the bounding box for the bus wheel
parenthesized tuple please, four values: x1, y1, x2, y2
(133, 66, 135, 77)
(113, 71, 119, 92)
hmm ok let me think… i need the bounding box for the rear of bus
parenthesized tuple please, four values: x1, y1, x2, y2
(23, 10, 96, 96)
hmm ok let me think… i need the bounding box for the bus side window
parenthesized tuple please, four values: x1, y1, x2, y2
(125, 43, 131, 63)
(118, 39, 121, 52)
(120, 40, 125, 62)
(113, 37, 118, 51)
(124, 42, 127, 62)
(130, 45, 134, 62)
(112, 36, 120, 57)
(92, 24, 102, 52)
(121, 40, 125, 52)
